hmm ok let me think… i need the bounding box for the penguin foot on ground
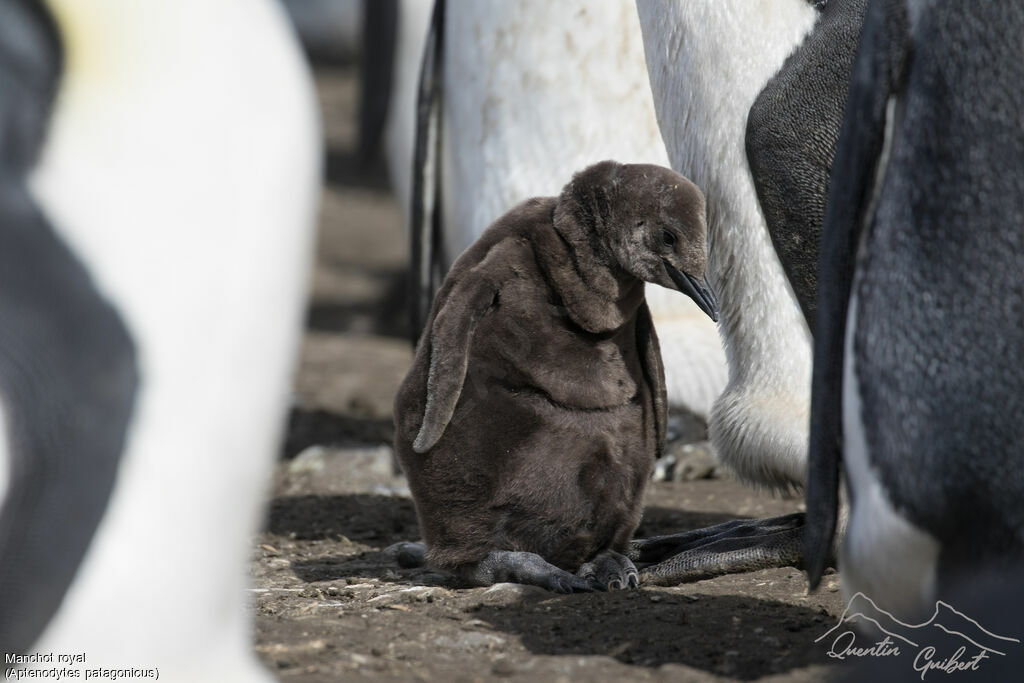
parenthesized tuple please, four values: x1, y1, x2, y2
(576, 550, 640, 590)
(386, 542, 637, 591)
(461, 551, 597, 594)
(628, 512, 813, 585)
(385, 541, 428, 569)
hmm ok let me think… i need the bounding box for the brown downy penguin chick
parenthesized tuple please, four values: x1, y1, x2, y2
(393, 160, 718, 592)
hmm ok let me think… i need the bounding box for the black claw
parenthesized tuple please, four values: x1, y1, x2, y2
(627, 574, 639, 588)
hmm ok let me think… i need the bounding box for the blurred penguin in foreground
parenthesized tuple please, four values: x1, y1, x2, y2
(806, 0, 1024, 621)
(0, 0, 320, 678)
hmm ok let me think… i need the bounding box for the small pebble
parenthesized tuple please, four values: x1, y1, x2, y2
(288, 446, 328, 474)
(491, 659, 516, 677)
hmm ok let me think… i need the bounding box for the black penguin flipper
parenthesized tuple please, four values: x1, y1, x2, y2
(745, 0, 869, 333)
(0, 184, 139, 655)
(636, 300, 667, 459)
(409, 0, 445, 343)
(804, 0, 910, 589)
(357, 0, 398, 165)
(413, 275, 496, 454)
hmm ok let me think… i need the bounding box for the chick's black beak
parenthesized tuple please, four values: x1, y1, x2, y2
(662, 258, 719, 322)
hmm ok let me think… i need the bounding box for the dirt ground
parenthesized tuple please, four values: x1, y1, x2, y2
(249, 64, 849, 683)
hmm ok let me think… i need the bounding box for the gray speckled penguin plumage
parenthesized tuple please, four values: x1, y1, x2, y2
(806, 0, 1024, 602)
(394, 161, 716, 580)
(746, 0, 869, 332)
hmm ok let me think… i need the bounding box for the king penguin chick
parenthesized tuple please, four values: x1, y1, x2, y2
(393, 160, 719, 592)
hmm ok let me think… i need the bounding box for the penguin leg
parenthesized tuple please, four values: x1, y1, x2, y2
(384, 541, 428, 568)
(462, 551, 597, 593)
(629, 513, 804, 562)
(576, 550, 640, 590)
(628, 512, 810, 585)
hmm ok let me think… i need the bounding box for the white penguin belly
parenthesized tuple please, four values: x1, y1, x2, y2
(840, 290, 940, 621)
(26, 0, 319, 676)
(636, 0, 817, 486)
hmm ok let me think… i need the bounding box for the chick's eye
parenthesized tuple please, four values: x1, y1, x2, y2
(662, 229, 677, 247)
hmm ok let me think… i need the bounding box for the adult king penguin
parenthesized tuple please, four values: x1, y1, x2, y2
(0, 0, 320, 678)
(806, 0, 1024, 619)
(630, 0, 866, 582)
